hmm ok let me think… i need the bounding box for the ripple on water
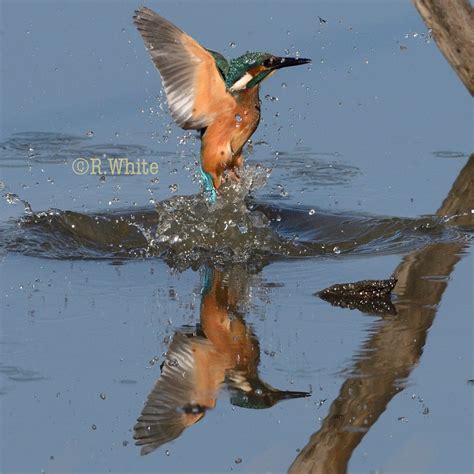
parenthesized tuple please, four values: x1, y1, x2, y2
(432, 151, 468, 159)
(0, 131, 166, 167)
(263, 150, 361, 187)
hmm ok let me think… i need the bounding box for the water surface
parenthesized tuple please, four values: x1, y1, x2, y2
(0, 1, 472, 473)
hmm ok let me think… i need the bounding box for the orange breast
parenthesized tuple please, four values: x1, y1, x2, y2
(200, 87, 261, 185)
(230, 87, 261, 155)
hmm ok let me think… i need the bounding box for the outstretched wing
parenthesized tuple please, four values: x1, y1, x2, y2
(133, 333, 208, 455)
(133, 7, 235, 129)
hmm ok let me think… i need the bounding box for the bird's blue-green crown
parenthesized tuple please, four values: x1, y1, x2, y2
(208, 51, 273, 90)
(225, 52, 273, 88)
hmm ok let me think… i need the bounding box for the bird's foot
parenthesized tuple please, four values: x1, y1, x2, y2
(200, 167, 217, 204)
(226, 168, 241, 182)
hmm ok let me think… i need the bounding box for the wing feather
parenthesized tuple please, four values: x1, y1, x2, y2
(133, 7, 235, 129)
(133, 333, 206, 455)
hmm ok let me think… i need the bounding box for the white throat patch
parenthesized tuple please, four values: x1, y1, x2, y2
(229, 72, 253, 92)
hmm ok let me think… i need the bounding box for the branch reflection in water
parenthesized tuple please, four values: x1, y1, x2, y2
(290, 155, 473, 474)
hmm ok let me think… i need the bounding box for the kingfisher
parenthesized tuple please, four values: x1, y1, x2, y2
(133, 7, 311, 202)
(133, 267, 309, 455)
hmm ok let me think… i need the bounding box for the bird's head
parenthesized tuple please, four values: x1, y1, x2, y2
(225, 52, 311, 92)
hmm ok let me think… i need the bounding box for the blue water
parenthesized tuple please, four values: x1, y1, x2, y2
(0, 1, 472, 473)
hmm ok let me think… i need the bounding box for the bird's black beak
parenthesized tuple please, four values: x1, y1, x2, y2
(275, 389, 311, 401)
(270, 56, 312, 70)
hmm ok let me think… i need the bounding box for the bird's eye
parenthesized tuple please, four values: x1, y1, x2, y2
(263, 58, 275, 67)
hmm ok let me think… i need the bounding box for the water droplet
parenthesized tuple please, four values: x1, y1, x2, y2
(235, 458, 242, 464)
(309, 209, 316, 215)
(235, 114, 242, 127)
(4, 193, 20, 204)
(165, 449, 170, 456)
(86, 130, 94, 137)
(264, 94, 279, 102)
(122, 440, 129, 446)
(169, 184, 178, 193)
(91, 424, 97, 430)
(229, 41, 237, 48)
(281, 82, 287, 88)
(170, 235, 181, 244)
(108, 197, 119, 206)
(99, 393, 106, 400)
(167, 357, 180, 367)
(333, 246, 341, 254)
(237, 223, 248, 234)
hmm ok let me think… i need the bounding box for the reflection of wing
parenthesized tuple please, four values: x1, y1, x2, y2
(134, 7, 235, 129)
(133, 333, 208, 455)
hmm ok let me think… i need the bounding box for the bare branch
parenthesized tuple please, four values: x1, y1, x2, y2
(413, 0, 474, 95)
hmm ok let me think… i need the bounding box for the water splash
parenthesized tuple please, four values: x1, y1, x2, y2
(0, 149, 469, 267)
(133, 166, 293, 267)
(3, 192, 33, 215)
(0, 196, 468, 269)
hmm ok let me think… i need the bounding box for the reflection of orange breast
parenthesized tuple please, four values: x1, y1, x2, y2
(187, 316, 257, 409)
(189, 270, 259, 408)
(201, 299, 257, 369)
(191, 342, 227, 408)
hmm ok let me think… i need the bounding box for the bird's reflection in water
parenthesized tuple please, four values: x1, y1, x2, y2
(134, 266, 309, 455)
